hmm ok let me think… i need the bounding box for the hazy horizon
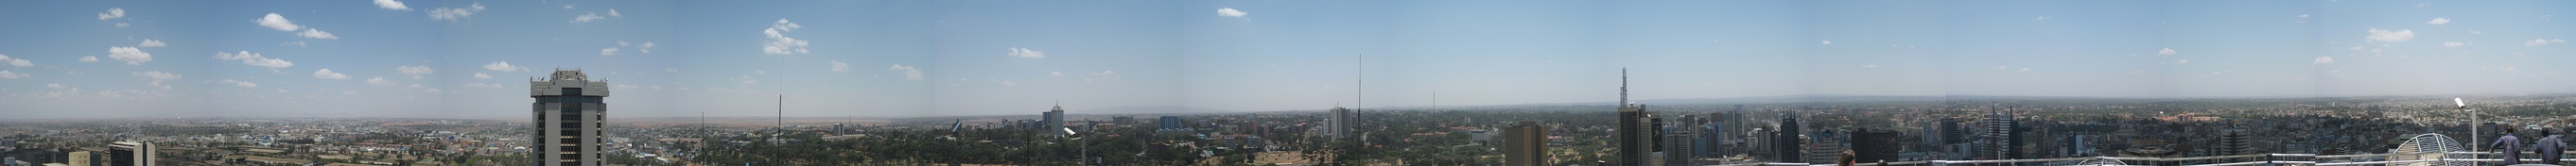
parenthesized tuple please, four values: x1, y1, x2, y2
(5, 0, 2574, 119)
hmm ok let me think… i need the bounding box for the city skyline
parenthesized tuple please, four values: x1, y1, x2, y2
(5, 0, 2576, 119)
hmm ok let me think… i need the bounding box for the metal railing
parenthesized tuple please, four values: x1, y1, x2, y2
(1721, 151, 2576, 166)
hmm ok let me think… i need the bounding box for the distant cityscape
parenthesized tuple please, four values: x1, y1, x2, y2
(6, 0, 2575, 166)
(5, 70, 2575, 165)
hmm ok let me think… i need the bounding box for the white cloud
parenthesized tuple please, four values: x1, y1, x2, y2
(138, 40, 166, 47)
(2442, 42, 2468, 47)
(108, 46, 151, 65)
(608, 8, 620, 17)
(1821, 41, 1832, 45)
(1083, 70, 1121, 82)
(1001, 81, 1017, 86)
(888, 64, 924, 80)
(313, 69, 350, 79)
(0, 54, 30, 67)
(114, 23, 129, 27)
(599, 47, 618, 56)
(2347, 46, 2364, 50)
(638, 42, 655, 54)
(1009, 47, 1044, 58)
(762, 19, 809, 55)
(254, 13, 303, 31)
(219, 79, 257, 88)
(463, 83, 505, 89)
(0, 70, 27, 79)
(2366, 28, 2414, 42)
(280, 42, 307, 47)
(2502, 66, 2518, 73)
(666, 68, 677, 72)
(2018, 68, 2031, 72)
(98, 8, 125, 20)
(216, 51, 294, 68)
(483, 61, 524, 72)
(374, 0, 411, 10)
(1050, 71, 1064, 76)
(78, 57, 98, 62)
(132, 71, 181, 80)
(618, 41, 630, 46)
(2297, 14, 2309, 19)
(422, 88, 442, 93)
(396, 65, 433, 79)
(299, 29, 338, 40)
(2529, 39, 2566, 46)
(613, 84, 638, 90)
(2156, 48, 2176, 56)
(829, 60, 850, 72)
(427, 3, 486, 21)
(47, 83, 65, 89)
(2313, 57, 2335, 64)
(2427, 18, 2450, 25)
(2176, 59, 2189, 64)
(473, 73, 492, 79)
(1217, 8, 1247, 18)
(366, 77, 396, 87)
(572, 12, 607, 23)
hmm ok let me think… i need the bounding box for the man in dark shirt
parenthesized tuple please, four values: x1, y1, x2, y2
(2539, 129, 2565, 165)
(2495, 128, 2522, 165)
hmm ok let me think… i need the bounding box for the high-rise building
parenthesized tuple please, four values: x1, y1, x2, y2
(1157, 116, 1186, 130)
(1804, 129, 1846, 164)
(108, 141, 150, 166)
(1664, 123, 1697, 166)
(1977, 111, 2019, 160)
(531, 69, 609, 166)
(67, 151, 89, 166)
(1940, 118, 1964, 144)
(1045, 105, 1066, 136)
(1502, 121, 1549, 166)
(1775, 114, 1803, 163)
(1851, 128, 1904, 163)
(1614, 69, 1661, 166)
(2214, 129, 2254, 157)
(1328, 107, 1356, 140)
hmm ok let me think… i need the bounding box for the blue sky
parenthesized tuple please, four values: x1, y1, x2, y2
(2, 0, 2572, 119)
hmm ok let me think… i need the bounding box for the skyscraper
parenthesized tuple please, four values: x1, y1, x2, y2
(1328, 107, 1355, 140)
(1977, 111, 2019, 160)
(1045, 104, 1065, 136)
(1615, 69, 1662, 166)
(1157, 116, 1186, 130)
(67, 151, 89, 166)
(1940, 118, 1964, 144)
(1502, 121, 1549, 166)
(1775, 114, 1803, 163)
(1664, 121, 1697, 166)
(1852, 128, 1903, 163)
(108, 141, 150, 166)
(531, 69, 609, 166)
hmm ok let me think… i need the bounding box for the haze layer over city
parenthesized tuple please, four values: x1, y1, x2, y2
(3, 0, 2576, 166)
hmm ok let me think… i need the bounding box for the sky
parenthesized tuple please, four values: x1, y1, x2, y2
(1, 0, 2572, 119)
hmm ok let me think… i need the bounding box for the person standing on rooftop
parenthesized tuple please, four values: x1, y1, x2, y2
(2494, 127, 2523, 165)
(2537, 129, 2565, 165)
